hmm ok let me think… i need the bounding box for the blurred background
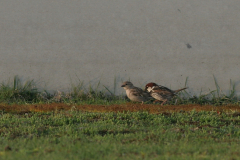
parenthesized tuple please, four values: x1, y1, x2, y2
(0, 0, 240, 95)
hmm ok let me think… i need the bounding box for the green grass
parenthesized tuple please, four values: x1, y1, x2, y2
(0, 75, 239, 105)
(1, 111, 240, 159)
(0, 76, 40, 104)
(0, 76, 126, 105)
(173, 76, 240, 106)
(1, 76, 239, 159)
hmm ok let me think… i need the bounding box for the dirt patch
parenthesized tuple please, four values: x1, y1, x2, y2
(0, 103, 240, 114)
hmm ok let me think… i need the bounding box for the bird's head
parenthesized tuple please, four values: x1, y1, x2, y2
(144, 82, 158, 92)
(121, 81, 134, 89)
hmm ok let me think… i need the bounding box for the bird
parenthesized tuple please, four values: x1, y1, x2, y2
(145, 82, 187, 105)
(121, 81, 152, 104)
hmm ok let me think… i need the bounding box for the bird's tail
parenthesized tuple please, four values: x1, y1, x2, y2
(174, 87, 188, 93)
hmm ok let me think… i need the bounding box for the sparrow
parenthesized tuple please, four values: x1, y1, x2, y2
(145, 82, 187, 105)
(121, 81, 152, 104)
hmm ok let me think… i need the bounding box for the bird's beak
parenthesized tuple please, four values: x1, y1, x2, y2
(121, 85, 125, 87)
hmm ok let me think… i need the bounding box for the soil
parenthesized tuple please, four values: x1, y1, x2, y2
(1, 103, 240, 114)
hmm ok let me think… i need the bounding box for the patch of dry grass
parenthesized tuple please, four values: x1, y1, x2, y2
(1, 103, 240, 114)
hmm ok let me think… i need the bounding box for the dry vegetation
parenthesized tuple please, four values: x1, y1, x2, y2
(1, 103, 240, 114)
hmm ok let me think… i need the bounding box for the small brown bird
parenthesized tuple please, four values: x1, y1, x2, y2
(121, 81, 152, 104)
(145, 82, 187, 105)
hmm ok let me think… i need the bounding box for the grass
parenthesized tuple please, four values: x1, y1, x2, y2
(0, 76, 39, 104)
(0, 76, 126, 105)
(1, 111, 240, 159)
(0, 76, 239, 105)
(1, 76, 240, 159)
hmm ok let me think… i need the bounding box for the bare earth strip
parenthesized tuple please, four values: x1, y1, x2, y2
(1, 103, 240, 114)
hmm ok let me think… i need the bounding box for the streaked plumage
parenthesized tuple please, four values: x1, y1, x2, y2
(145, 82, 187, 105)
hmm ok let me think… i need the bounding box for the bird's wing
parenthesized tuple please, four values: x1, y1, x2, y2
(152, 85, 175, 96)
(131, 87, 151, 97)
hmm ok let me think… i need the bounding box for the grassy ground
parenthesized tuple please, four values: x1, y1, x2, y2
(1, 76, 240, 159)
(1, 110, 240, 160)
(0, 75, 239, 106)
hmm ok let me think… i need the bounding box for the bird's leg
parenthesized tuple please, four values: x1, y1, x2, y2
(153, 100, 158, 104)
(161, 99, 168, 106)
(153, 100, 161, 104)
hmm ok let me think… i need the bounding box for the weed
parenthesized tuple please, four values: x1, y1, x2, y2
(0, 111, 240, 159)
(0, 76, 40, 103)
(0, 76, 239, 105)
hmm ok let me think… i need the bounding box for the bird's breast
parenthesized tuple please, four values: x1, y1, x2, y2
(126, 90, 131, 98)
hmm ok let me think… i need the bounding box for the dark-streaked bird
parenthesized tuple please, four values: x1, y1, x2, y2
(145, 82, 187, 105)
(121, 81, 152, 104)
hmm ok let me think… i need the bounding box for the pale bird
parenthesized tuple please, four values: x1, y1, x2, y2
(121, 81, 152, 104)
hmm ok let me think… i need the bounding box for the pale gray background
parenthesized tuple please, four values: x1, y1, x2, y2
(0, 0, 240, 95)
